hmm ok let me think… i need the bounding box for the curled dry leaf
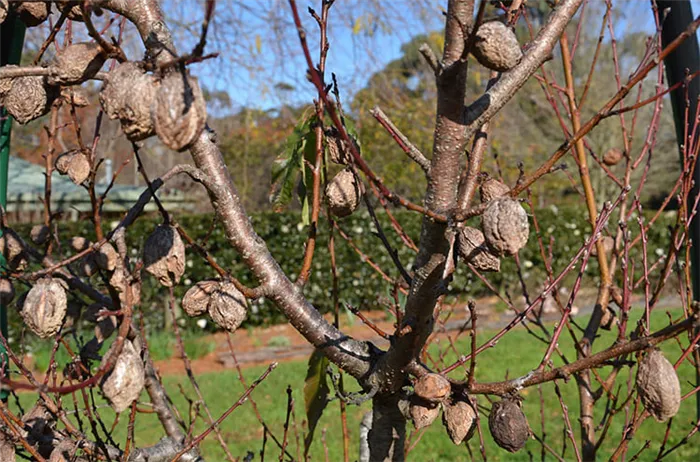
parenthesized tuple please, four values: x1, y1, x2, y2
(0, 228, 29, 271)
(480, 178, 510, 203)
(208, 281, 247, 332)
(442, 395, 477, 445)
(182, 279, 219, 316)
(100, 340, 145, 413)
(488, 398, 530, 453)
(482, 198, 529, 256)
(143, 224, 186, 287)
(21, 278, 67, 338)
(12, 1, 49, 27)
(4, 75, 57, 124)
(30, 224, 50, 245)
(326, 168, 362, 218)
(414, 373, 451, 404)
(409, 396, 440, 430)
(603, 147, 624, 166)
(100, 62, 158, 141)
(472, 21, 522, 72)
(457, 226, 501, 272)
(48, 42, 105, 86)
(0, 278, 14, 305)
(152, 69, 207, 151)
(636, 349, 681, 422)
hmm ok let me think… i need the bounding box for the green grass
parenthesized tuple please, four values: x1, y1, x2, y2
(10, 308, 700, 461)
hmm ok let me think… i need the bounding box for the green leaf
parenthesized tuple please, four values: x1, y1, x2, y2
(271, 115, 313, 212)
(303, 348, 330, 456)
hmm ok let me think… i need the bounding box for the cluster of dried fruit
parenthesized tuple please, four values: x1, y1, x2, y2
(182, 279, 248, 332)
(456, 178, 529, 271)
(100, 63, 207, 150)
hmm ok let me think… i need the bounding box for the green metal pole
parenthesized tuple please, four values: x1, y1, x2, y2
(0, 14, 27, 401)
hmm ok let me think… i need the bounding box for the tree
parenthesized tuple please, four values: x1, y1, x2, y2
(0, 1, 699, 461)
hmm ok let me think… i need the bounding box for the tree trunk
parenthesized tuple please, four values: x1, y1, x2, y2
(367, 395, 406, 462)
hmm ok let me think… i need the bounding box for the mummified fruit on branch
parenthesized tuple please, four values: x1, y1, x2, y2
(100, 340, 145, 413)
(49, 440, 75, 462)
(57, 151, 90, 185)
(0, 228, 29, 271)
(12, 1, 49, 27)
(4, 75, 57, 124)
(0, 278, 14, 305)
(21, 278, 67, 338)
(443, 395, 477, 445)
(182, 279, 219, 316)
(414, 373, 451, 404)
(143, 225, 186, 287)
(636, 349, 681, 422)
(0, 0, 8, 25)
(488, 398, 530, 453)
(95, 243, 118, 272)
(208, 282, 247, 332)
(30, 224, 50, 245)
(70, 236, 89, 252)
(603, 147, 624, 166)
(326, 168, 362, 218)
(325, 127, 359, 165)
(482, 198, 529, 256)
(0, 65, 14, 102)
(55, 1, 92, 21)
(457, 226, 501, 272)
(0, 431, 14, 462)
(152, 69, 207, 151)
(410, 396, 440, 430)
(480, 178, 510, 203)
(48, 42, 105, 86)
(472, 21, 522, 72)
(100, 62, 158, 141)
(110, 267, 142, 307)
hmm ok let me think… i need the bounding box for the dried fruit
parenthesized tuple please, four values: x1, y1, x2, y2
(4, 75, 56, 124)
(95, 243, 118, 272)
(442, 396, 477, 444)
(472, 21, 522, 72)
(143, 225, 186, 287)
(410, 397, 440, 430)
(30, 224, 50, 245)
(100, 340, 145, 413)
(48, 42, 105, 86)
(0, 228, 29, 271)
(152, 69, 207, 151)
(60, 152, 91, 185)
(326, 168, 362, 218)
(590, 235, 614, 257)
(60, 86, 90, 107)
(0, 278, 14, 305)
(21, 278, 67, 338)
(482, 198, 529, 256)
(636, 349, 681, 422)
(94, 316, 117, 343)
(182, 280, 218, 316)
(457, 226, 501, 272)
(0, 430, 14, 462)
(70, 236, 89, 252)
(480, 178, 510, 203)
(100, 62, 158, 141)
(109, 267, 142, 307)
(603, 147, 623, 166)
(13, 1, 49, 27)
(49, 440, 75, 462)
(78, 255, 99, 278)
(325, 127, 358, 165)
(0, 0, 8, 25)
(488, 398, 529, 453)
(0, 65, 15, 102)
(56, 1, 87, 21)
(414, 373, 451, 403)
(208, 281, 247, 332)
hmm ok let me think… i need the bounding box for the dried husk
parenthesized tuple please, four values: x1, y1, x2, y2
(326, 168, 362, 218)
(457, 226, 501, 272)
(13, 1, 49, 27)
(0, 64, 15, 102)
(603, 147, 624, 166)
(5, 75, 57, 124)
(472, 21, 522, 72)
(0, 228, 29, 271)
(56, 1, 87, 21)
(65, 152, 91, 185)
(480, 178, 510, 203)
(410, 397, 440, 430)
(143, 225, 186, 287)
(488, 398, 529, 453)
(30, 224, 50, 245)
(21, 278, 67, 338)
(48, 42, 105, 86)
(482, 198, 529, 256)
(152, 69, 207, 151)
(414, 373, 451, 404)
(95, 243, 118, 272)
(182, 279, 218, 316)
(636, 349, 681, 422)
(442, 396, 477, 444)
(100, 62, 158, 141)
(208, 281, 247, 332)
(100, 340, 145, 413)
(0, 278, 14, 305)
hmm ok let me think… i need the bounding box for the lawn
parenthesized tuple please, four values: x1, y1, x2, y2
(10, 307, 700, 461)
